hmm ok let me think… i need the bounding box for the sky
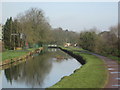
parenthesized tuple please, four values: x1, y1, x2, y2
(1, 2, 118, 32)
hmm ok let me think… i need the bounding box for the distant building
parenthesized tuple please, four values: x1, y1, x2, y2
(0, 24, 2, 41)
(64, 43, 71, 47)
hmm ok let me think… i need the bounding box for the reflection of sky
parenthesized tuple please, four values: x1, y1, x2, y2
(42, 58, 81, 88)
(2, 52, 81, 88)
(2, 70, 30, 88)
(0, 71, 2, 89)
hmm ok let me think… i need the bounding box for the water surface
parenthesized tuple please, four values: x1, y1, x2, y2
(1, 48, 81, 88)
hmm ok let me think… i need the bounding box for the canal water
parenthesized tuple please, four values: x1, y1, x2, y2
(1, 48, 81, 88)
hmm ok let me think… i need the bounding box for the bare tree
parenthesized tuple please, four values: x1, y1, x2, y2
(17, 8, 52, 45)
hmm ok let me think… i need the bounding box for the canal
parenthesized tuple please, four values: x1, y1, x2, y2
(1, 48, 82, 88)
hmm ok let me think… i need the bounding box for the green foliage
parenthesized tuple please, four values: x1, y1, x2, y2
(51, 28, 79, 45)
(3, 8, 80, 49)
(17, 8, 52, 45)
(3, 17, 24, 50)
(79, 30, 97, 51)
(3, 8, 53, 50)
(3, 17, 13, 49)
(79, 26, 119, 57)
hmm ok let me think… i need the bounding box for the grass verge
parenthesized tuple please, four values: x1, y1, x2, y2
(50, 47, 108, 88)
(2, 51, 28, 61)
(106, 55, 120, 63)
(2, 48, 39, 61)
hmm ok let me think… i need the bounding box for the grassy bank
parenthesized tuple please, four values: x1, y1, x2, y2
(106, 55, 120, 63)
(2, 51, 28, 61)
(50, 47, 108, 88)
(2, 48, 39, 61)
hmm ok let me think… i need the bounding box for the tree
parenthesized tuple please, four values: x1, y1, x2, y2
(51, 27, 79, 45)
(79, 26, 119, 57)
(3, 17, 13, 49)
(17, 8, 52, 46)
(79, 30, 97, 51)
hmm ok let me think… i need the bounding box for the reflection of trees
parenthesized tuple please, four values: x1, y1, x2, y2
(49, 49, 71, 58)
(4, 52, 52, 88)
(4, 49, 72, 88)
(49, 49, 71, 63)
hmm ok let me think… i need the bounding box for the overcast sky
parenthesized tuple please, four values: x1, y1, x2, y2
(1, 2, 118, 32)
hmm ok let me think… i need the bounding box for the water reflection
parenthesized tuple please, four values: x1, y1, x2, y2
(4, 52, 52, 88)
(2, 49, 81, 88)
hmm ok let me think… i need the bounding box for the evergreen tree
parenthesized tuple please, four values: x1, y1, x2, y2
(3, 17, 13, 49)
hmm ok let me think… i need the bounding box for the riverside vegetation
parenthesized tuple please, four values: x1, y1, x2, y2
(2, 8, 119, 63)
(50, 47, 107, 88)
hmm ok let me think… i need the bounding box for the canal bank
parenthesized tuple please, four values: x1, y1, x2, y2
(50, 47, 108, 88)
(1, 47, 108, 88)
(1, 48, 81, 88)
(60, 47, 85, 65)
(0, 47, 43, 69)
